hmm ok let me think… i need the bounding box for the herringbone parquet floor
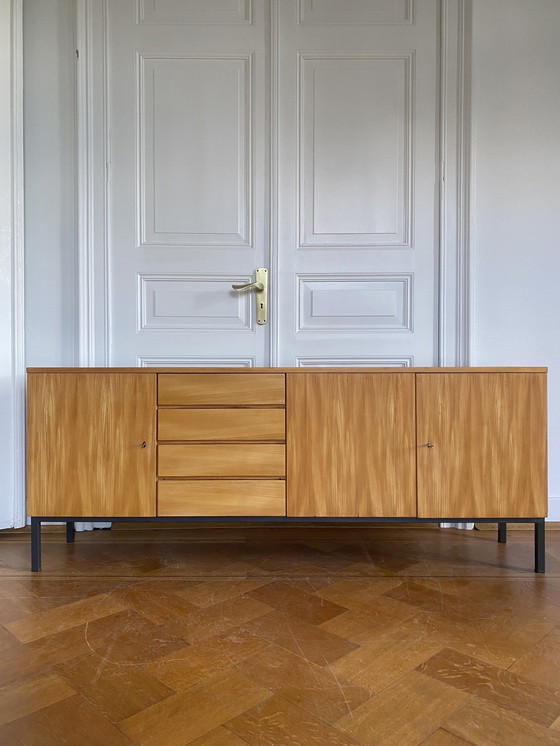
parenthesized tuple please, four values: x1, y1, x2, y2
(1, 525, 560, 745)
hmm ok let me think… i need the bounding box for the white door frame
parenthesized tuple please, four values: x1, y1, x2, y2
(76, 0, 474, 370)
(439, 0, 473, 366)
(1, 0, 25, 529)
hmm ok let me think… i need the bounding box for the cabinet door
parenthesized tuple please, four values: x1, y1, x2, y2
(27, 373, 156, 517)
(287, 373, 416, 517)
(417, 373, 547, 518)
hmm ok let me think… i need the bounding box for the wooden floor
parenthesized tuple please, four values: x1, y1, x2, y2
(1, 525, 560, 745)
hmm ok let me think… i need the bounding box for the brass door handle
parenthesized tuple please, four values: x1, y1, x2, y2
(232, 281, 264, 291)
(232, 268, 268, 325)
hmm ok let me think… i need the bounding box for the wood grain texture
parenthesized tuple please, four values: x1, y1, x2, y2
(421, 728, 476, 745)
(158, 408, 285, 441)
(144, 629, 268, 692)
(235, 645, 370, 724)
(5, 595, 127, 644)
(158, 444, 286, 478)
(0, 695, 135, 746)
(242, 610, 359, 666)
(117, 668, 271, 746)
(1, 527, 560, 743)
(0, 673, 75, 725)
(444, 696, 560, 746)
(336, 670, 470, 746)
(158, 480, 286, 516)
(227, 694, 357, 746)
(417, 373, 548, 518)
(419, 647, 560, 727)
(54, 652, 174, 722)
(158, 373, 285, 406)
(247, 580, 346, 625)
(509, 627, 560, 688)
(287, 373, 416, 517)
(27, 373, 156, 517)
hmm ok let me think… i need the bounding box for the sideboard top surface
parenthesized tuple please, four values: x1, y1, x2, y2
(27, 367, 548, 375)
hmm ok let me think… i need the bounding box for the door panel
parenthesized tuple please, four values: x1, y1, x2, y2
(140, 55, 252, 247)
(27, 374, 156, 517)
(417, 373, 548, 518)
(287, 373, 416, 516)
(299, 54, 411, 247)
(105, 0, 439, 369)
(276, 0, 439, 366)
(107, 0, 269, 366)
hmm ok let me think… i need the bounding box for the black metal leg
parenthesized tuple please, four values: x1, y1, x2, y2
(66, 521, 75, 543)
(535, 519, 545, 573)
(498, 522, 507, 543)
(31, 518, 42, 572)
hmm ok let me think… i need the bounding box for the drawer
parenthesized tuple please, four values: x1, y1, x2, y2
(158, 480, 286, 516)
(158, 409, 285, 441)
(158, 373, 285, 406)
(158, 444, 286, 477)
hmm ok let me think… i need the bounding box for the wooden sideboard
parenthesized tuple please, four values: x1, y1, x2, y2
(27, 367, 548, 571)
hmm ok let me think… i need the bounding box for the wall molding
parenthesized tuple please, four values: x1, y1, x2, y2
(296, 273, 413, 333)
(268, 0, 280, 365)
(137, 273, 255, 332)
(0, 0, 25, 528)
(296, 356, 414, 367)
(137, 0, 253, 26)
(138, 356, 255, 367)
(137, 51, 254, 249)
(439, 0, 473, 365)
(297, 0, 414, 26)
(297, 51, 413, 250)
(76, 0, 109, 365)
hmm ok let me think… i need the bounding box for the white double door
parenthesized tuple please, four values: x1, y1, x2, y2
(105, 0, 439, 368)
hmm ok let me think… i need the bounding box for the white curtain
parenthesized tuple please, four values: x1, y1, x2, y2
(75, 522, 111, 531)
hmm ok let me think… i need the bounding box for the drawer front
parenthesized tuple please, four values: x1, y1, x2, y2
(158, 409, 285, 442)
(158, 373, 285, 406)
(158, 480, 286, 516)
(158, 444, 286, 477)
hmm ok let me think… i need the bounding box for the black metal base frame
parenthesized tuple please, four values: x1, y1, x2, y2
(29, 516, 546, 574)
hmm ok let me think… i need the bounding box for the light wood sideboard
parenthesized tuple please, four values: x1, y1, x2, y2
(26, 367, 548, 571)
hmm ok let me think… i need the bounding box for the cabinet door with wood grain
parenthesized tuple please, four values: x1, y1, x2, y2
(27, 373, 156, 517)
(287, 373, 416, 517)
(417, 373, 548, 518)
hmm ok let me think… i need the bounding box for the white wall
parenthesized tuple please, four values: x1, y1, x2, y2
(471, 0, 560, 519)
(22, 1, 560, 519)
(24, 0, 77, 366)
